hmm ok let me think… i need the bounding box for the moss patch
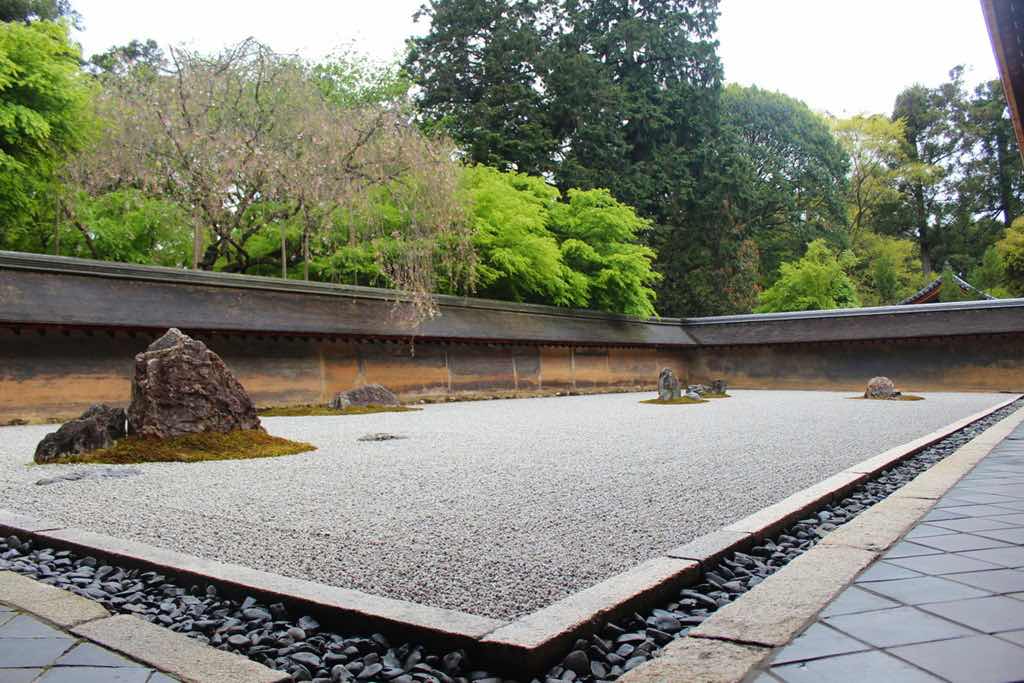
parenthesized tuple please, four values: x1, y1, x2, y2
(640, 397, 709, 405)
(57, 430, 315, 465)
(701, 392, 731, 399)
(849, 395, 926, 402)
(258, 404, 420, 417)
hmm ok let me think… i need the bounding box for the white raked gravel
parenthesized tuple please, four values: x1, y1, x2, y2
(0, 390, 1008, 619)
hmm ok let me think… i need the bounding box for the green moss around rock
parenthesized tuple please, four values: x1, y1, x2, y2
(56, 429, 316, 464)
(640, 397, 709, 405)
(701, 392, 731, 399)
(258, 404, 421, 417)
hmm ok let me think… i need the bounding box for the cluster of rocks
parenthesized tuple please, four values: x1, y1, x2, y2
(657, 368, 727, 401)
(686, 379, 727, 397)
(33, 328, 263, 464)
(330, 385, 401, 411)
(3, 399, 1017, 683)
(864, 376, 902, 400)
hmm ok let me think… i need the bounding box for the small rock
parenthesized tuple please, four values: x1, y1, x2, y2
(563, 650, 589, 675)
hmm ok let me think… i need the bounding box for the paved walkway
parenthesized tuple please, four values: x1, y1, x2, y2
(754, 421, 1024, 683)
(0, 604, 177, 683)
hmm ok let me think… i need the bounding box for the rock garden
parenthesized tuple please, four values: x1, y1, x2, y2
(33, 328, 314, 465)
(639, 368, 729, 405)
(2, 398, 1018, 682)
(853, 375, 925, 401)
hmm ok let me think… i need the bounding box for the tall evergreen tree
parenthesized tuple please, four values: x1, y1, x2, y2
(407, 0, 728, 315)
(405, 0, 556, 175)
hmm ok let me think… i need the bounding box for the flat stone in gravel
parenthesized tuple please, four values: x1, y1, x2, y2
(0, 390, 1006, 619)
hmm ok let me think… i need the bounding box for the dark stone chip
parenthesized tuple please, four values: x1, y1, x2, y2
(563, 649, 589, 675)
(358, 663, 384, 680)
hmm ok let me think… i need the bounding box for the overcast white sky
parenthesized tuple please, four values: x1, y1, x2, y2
(71, 0, 999, 117)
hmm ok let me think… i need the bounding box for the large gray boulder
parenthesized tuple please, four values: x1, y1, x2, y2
(34, 404, 127, 464)
(329, 384, 400, 409)
(864, 376, 898, 400)
(128, 328, 261, 439)
(710, 379, 728, 394)
(657, 368, 681, 401)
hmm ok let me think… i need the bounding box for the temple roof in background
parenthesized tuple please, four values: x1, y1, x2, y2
(898, 273, 998, 305)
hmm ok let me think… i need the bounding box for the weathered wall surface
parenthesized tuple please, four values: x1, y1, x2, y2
(2, 252, 1024, 423)
(0, 328, 688, 423)
(4, 325, 1022, 424)
(685, 334, 1024, 393)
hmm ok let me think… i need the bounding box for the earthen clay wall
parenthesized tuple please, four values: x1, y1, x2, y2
(2, 252, 1023, 423)
(0, 328, 689, 423)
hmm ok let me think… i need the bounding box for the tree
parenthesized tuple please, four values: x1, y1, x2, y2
(969, 245, 1011, 298)
(545, 0, 723, 216)
(87, 39, 164, 76)
(54, 189, 191, 266)
(957, 80, 1023, 229)
(311, 50, 412, 110)
(879, 69, 967, 274)
(0, 19, 94, 251)
(550, 187, 660, 317)
(831, 115, 909, 246)
(848, 231, 925, 306)
(407, 0, 723, 211)
(459, 165, 580, 306)
(997, 216, 1024, 296)
(0, 0, 77, 25)
(649, 135, 762, 316)
(755, 239, 860, 312)
(457, 165, 660, 316)
(405, 0, 556, 175)
(70, 39, 472, 305)
(720, 84, 848, 278)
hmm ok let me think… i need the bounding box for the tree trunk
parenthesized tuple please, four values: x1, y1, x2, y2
(54, 198, 60, 256)
(303, 227, 310, 281)
(996, 127, 1015, 227)
(280, 224, 287, 280)
(192, 225, 201, 270)
(914, 186, 930, 275)
(920, 245, 932, 276)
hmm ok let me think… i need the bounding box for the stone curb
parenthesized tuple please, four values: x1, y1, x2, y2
(619, 400, 1024, 683)
(0, 570, 109, 627)
(479, 557, 700, 672)
(614, 638, 768, 683)
(73, 614, 289, 683)
(0, 395, 1018, 678)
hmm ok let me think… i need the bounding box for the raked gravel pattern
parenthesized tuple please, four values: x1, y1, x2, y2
(0, 390, 1008, 619)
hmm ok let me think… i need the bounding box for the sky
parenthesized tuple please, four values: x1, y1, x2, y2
(71, 0, 1000, 117)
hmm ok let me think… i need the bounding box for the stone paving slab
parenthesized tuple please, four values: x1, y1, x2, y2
(0, 568, 286, 682)
(754, 417, 1024, 683)
(0, 605, 172, 682)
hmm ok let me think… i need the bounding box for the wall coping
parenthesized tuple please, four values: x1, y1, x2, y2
(4, 250, 1024, 347)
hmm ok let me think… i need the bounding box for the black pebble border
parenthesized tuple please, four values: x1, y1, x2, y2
(1, 399, 1020, 683)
